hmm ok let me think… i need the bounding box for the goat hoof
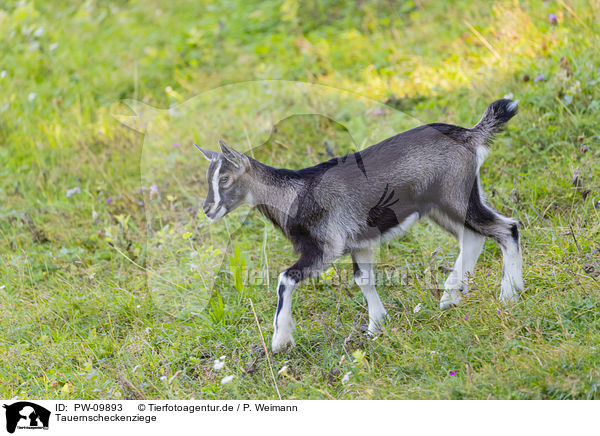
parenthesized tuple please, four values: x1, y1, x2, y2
(272, 333, 294, 354)
(366, 311, 388, 336)
(500, 278, 522, 305)
(499, 290, 519, 305)
(440, 290, 462, 310)
(366, 326, 381, 337)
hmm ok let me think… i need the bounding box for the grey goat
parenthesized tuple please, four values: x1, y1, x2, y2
(196, 99, 523, 353)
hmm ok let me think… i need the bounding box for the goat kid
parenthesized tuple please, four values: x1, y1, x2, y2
(196, 99, 524, 353)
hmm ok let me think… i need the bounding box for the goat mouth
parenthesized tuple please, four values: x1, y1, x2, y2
(206, 205, 226, 222)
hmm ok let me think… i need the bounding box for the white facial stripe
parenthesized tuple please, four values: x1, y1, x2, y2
(211, 159, 222, 211)
(210, 205, 227, 221)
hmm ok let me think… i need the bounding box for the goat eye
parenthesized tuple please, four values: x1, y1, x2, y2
(219, 176, 231, 186)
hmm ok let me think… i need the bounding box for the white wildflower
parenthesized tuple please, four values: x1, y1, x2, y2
(89, 273, 96, 279)
(503, 92, 514, 99)
(28, 92, 36, 102)
(413, 303, 422, 313)
(277, 366, 288, 376)
(49, 43, 58, 51)
(213, 356, 225, 371)
(34, 27, 43, 37)
(220, 375, 234, 384)
(341, 371, 351, 385)
(159, 375, 167, 381)
(0, 71, 6, 79)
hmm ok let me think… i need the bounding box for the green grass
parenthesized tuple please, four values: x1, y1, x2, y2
(1, 0, 599, 399)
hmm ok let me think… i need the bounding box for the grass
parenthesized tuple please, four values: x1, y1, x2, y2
(0, 0, 599, 399)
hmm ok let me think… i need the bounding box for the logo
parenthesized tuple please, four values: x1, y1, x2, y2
(2, 402, 50, 434)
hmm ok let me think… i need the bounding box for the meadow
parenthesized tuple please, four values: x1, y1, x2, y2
(0, 0, 599, 399)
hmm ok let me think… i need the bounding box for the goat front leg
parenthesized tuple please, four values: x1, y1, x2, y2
(352, 247, 387, 334)
(271, 271, 298, 353)
(272, 254, 322, 353)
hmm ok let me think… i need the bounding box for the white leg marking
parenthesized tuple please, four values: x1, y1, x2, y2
(499, 240, 523, 304)
(272, 272, 297, 353)
(441, 228, 485, 310)
(353, 247, 387, 334)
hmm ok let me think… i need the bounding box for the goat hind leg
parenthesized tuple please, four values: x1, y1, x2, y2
(466, 210, 523, 304)
(497, 220, 524, 303)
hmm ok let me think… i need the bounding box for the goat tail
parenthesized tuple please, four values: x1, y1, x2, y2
(471, 99, 518, 144)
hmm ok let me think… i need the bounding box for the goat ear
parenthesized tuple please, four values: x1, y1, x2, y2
(194, 144, 218, 162)
(218, 139, 248, 169)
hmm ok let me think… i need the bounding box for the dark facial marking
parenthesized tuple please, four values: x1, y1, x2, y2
(204, 161, 217, 206)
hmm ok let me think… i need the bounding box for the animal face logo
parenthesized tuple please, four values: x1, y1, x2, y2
(3, 402, 50, 434)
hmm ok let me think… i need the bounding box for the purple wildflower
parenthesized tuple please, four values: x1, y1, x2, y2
(464, 315, 468, 321)
(497, 309, 501, 315)
(449, 371, 457, 376)
(548, 14, 558, 25)
(534, 74, 545, 82)
(173, 143, 180, 148)
(150, 184, 159, 199)
(372, 107, 383, 116)
(106, 196, 113, 205)
(487, 271, 490, 277)
(66, 187, 81, 198)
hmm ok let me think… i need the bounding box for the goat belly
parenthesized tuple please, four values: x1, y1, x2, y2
(354, 209, 420, 247)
